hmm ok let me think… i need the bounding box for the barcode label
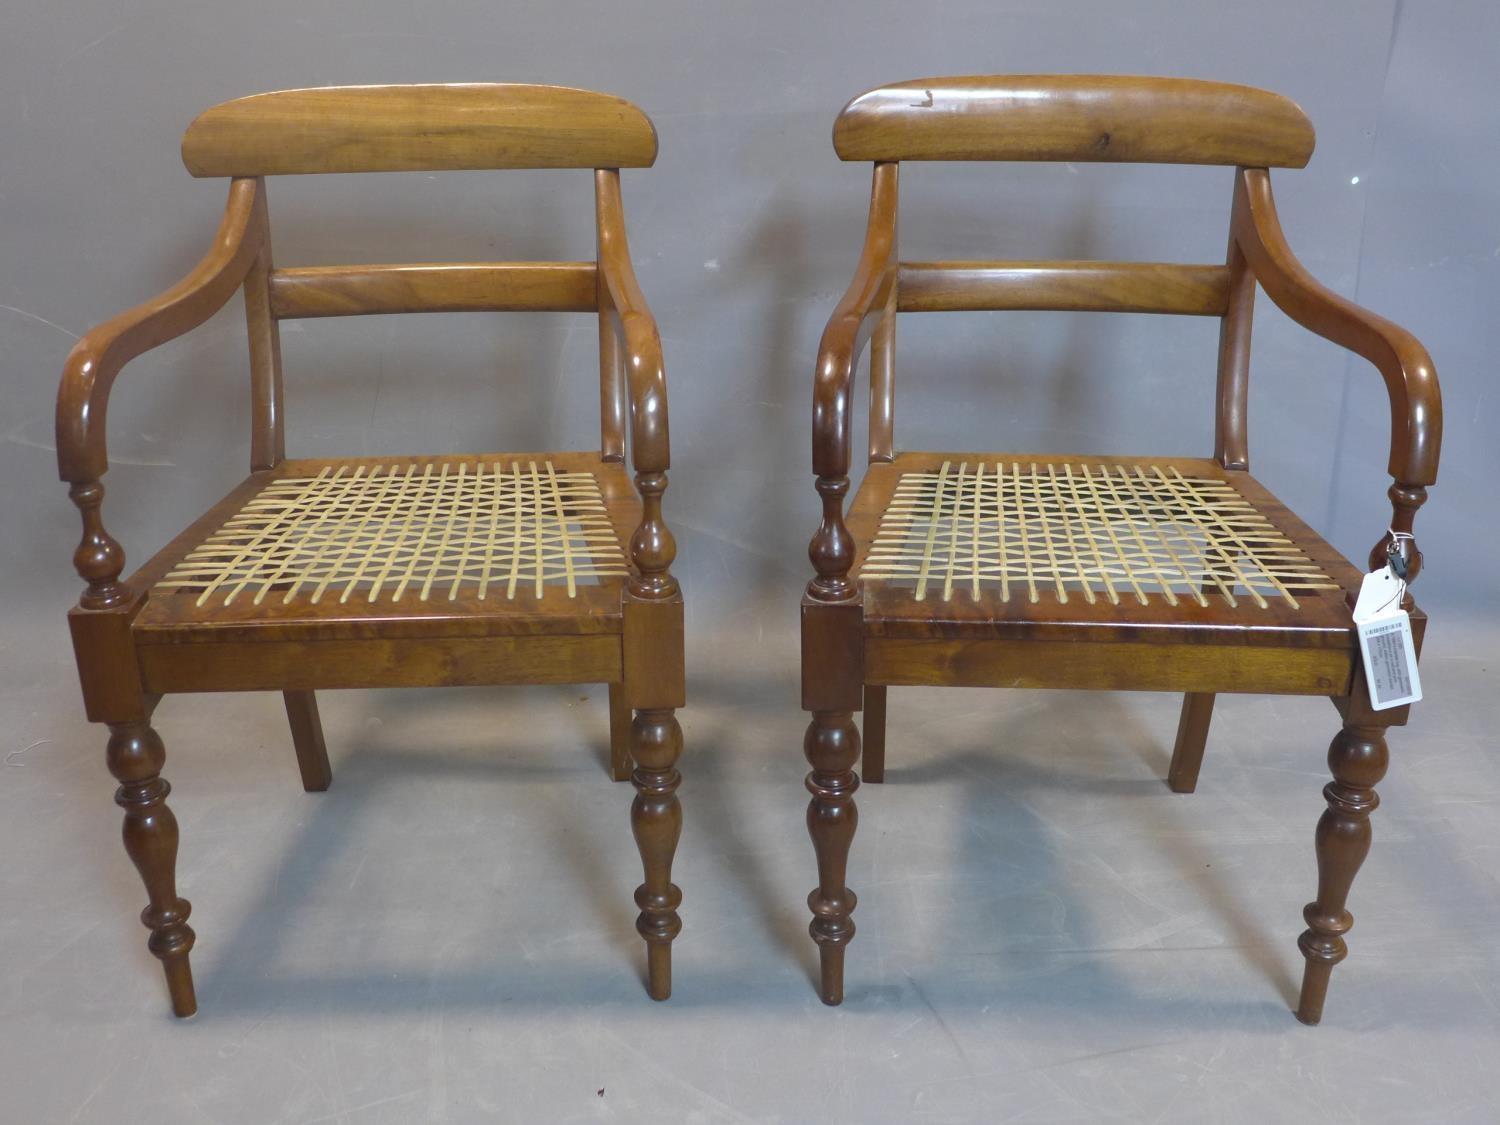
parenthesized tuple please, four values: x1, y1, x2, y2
(1357, 612, 1422, 710)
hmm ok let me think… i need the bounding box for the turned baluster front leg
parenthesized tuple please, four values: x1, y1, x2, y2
(802, 469, 864, 1004)
(1296, 723, 1389, 1024)
(805, 709, 860, 1005)
(68, 483, 195, 1014)
(630, 708, 683, 1000)
(622, 467, 685, 999)
(1295, 481, 1427, 1024)
(107, 721, 196, 1017)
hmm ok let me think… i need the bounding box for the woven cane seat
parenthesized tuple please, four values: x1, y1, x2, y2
(847, 452, 1361, 644)
(131, 452, 639, 641)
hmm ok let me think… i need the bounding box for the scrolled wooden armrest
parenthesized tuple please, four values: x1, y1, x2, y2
(595, 170, 669, 476)
(1234, 168, 1441, 488)
(806, 163, 899, 601)
(56, 178, 263, 485)
(594, 169, 677, 598)
(812, 163, 899, 481)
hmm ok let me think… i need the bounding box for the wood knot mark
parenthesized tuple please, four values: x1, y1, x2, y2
(910, 89, 934, 108)
(1095, 131, 1112, 149)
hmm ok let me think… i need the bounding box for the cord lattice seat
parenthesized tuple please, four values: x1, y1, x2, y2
(860, 458, 1339, 608)
(156, 458, 629, 608)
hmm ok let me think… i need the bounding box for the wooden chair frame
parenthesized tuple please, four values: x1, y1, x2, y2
(802, 76, 1441, 1022)
(57, 84, 685, 1015)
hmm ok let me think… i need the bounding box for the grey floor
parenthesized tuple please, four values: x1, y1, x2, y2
(2, 609, 1497, 1124)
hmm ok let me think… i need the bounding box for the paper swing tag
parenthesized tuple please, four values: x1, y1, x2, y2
(1350, 565, 1422, 710)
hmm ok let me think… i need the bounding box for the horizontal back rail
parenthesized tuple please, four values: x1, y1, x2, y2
(834, 75, 1314, 167)
(268, 263, 598, 318)
(183, 84, 658, 177)
(897, 261, 1230, 315)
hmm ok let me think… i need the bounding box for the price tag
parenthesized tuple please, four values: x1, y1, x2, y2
(1350, 565, 1422, 710)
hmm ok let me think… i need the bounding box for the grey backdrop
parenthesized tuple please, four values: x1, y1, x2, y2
(3, 0, 1495, 656)
(2, 4, 1498, 1120)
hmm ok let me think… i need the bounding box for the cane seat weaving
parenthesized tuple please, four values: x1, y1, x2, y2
(131, 452, 641, 640)
(158, 458, 628, 607)
(847, 452, 1361, 642)
(860, 458, 1338, 607)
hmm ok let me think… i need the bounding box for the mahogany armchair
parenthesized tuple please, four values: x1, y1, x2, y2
(58, 84, 685, 1016)
(801, 76, 1440, 1023)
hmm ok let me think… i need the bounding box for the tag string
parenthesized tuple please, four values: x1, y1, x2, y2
(1370, 529, 1411, 611)
(1384, 528, 1416, 583)
(1375, 576, 1407, 615)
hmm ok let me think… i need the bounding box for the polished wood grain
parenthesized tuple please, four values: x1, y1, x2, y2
(809, 163, 898, 609)
(623, 598, 686, 705)
(804, 708, 860, 1005)
(138, 634, 623, 694)
(800, 594, 866, 1004)
(801, 598, 866, 714)
(1169, 693, 1215, 793)
(58, 180, 263, 616)
(1237, 167, 1440, 586)
(268, 263, 599, 318)
(183, 84, 658, 176)
(867, 638, 1348, 695)
(283, 690, 332, 791)
(62, 86, 682, 1014)
(813, 163, 898, 486)
(1213, 176, 1256, 471)
(107, 721, 195, 1017)
(606, 206, 686, 1002)
(596, 169, 670, 475)
(244, 179, 285, 471)
(598, 267, 628, 462)
(608, 682, 633, 781)
(897, 261, 1230, 315)
(861, 685, 887, 783)
(1297, 717, 1389, 1025)
(66, 480, 132, 611)
(628, 707, 683, 1000)
(621, 528, 684, 998)
(834, 76, 1315, 167)
(867, 284, 898, 463)
(57, 178, 262, 485)
(68, 597, 153, 722)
